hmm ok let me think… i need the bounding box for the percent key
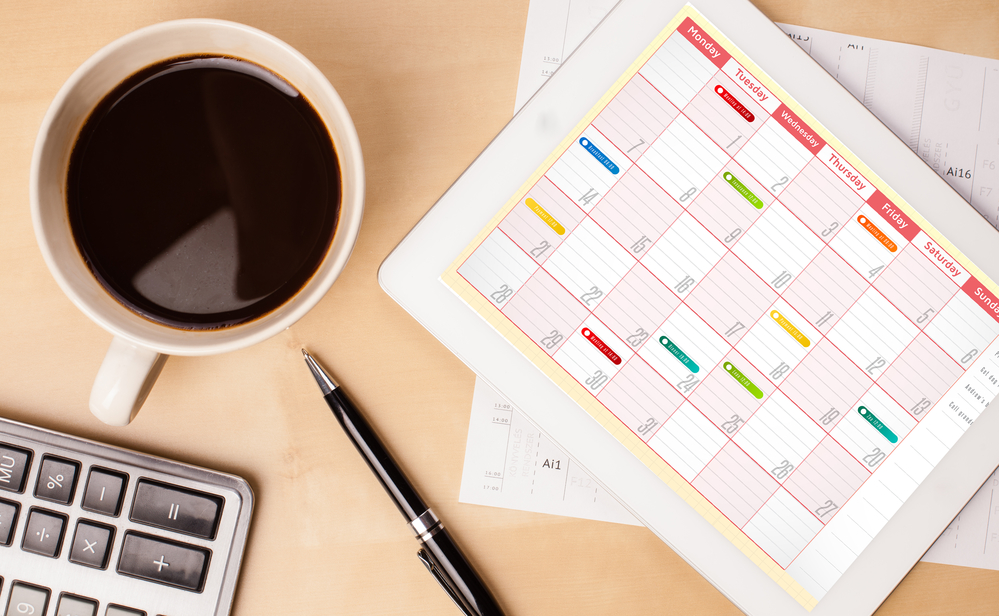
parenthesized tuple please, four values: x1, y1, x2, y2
(35, 457, 79, 505)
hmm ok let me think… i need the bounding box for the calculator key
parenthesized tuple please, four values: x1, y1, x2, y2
(0, 444, 31, 493)
(57, 594, 98, 616)
(22, 508, 67, 558)
(82, 468, 127, 516)
(130, 479, 222, 539)
(70, 520, 114, 569)
(118, 532, 209, 592)
(35, 456, 80, 504)
(5, 582, 49, 616)
(0, 499, 18, 545)
(105, 606, 145, 616)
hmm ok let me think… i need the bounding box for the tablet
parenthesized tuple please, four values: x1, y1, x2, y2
(379, 1, 999, 614)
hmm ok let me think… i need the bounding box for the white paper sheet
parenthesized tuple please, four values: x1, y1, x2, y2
(922, 469, 999, 569)
(460, 1, 999, 570)
(778, 23, 999, 230)
(458, 378, 639, 525)
(513, 0, 620, 113)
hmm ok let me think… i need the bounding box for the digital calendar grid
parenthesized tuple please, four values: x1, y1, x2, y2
(441, 5, 999, 610)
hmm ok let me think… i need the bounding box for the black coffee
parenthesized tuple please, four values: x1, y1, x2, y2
(67, 55, 340, 329)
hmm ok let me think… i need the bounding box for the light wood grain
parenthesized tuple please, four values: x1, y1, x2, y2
(0, 0, 996, 614)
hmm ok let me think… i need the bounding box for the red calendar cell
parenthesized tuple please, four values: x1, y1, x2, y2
(591, 74, 679, 162)
(781, 339, 872, 431)
(690, 350, 773, 433)
(649, 401, 730, 482)
(686, 161, 772, 247)
(641, 212, 727, 299)
(685, 252, 777, 344)
(636, 114, 728, 206)
(598, 356, 685, 442)
(783, 436, 869, 526)
(692, 442, 779, 528)
(878, 333, 963, 420)
(683, 72, 766, 154)
(782, 247, 867, 334)
(779, 158, 864, 243)
(501, 268, 590, 356)
(872, 244, 959, 329)
(589, 166, 684, 255)
(593, 263, 680, 349)
(499, 177, 588, 265)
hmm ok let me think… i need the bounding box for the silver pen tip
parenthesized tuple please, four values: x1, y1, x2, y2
(302, 348, 338, 395)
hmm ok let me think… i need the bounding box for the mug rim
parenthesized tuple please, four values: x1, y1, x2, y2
(30, 18, 365, 356)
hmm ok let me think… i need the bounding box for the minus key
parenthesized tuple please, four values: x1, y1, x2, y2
(82, 468, 127, 516)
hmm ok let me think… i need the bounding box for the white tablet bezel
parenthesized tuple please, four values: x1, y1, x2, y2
(379, 1, 999, 614)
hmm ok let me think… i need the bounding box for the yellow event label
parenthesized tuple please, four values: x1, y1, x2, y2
(770, 310, 810, 347)
(525, 198, 565, 235)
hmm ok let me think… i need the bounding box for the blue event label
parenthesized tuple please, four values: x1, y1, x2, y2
(579, 137, 619, 174)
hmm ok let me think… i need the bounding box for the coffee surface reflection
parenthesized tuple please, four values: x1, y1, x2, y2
(67, 55, 341, 329)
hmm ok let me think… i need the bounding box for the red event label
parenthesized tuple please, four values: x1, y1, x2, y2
(678, 17, 730, 69)
(582, 328, 622, 365)
(715, 85, 755, 122)
(867, 190, 919, 242)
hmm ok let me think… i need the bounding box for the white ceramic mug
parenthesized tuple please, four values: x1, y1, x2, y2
(30, 19, 364, 426)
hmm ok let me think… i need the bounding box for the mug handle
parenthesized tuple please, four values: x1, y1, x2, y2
(89, 336, 168, 426)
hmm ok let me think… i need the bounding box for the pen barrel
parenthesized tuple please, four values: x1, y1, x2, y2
(422, 527, 504, 616)
(325, 388, 428, 521)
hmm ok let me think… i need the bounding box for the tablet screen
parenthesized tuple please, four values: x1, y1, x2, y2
(441, 4, 999, 609)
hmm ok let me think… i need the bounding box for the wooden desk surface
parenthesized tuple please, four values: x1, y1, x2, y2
(1, 0, 997, 614)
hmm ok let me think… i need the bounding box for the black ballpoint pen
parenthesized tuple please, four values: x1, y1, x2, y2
(302, 349, 505, 616)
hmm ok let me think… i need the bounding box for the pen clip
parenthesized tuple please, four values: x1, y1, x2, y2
(418, 548, 477, 616)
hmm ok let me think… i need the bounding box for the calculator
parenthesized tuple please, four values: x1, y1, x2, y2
(0, 416, 253, 616)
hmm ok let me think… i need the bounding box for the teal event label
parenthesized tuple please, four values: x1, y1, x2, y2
(660, 336, 699, 373)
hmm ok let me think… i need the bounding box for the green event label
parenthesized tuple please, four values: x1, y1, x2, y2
(858, 406, 898, 443)
(659, 336, 699, 373)
(724, 362, 763, 399)
(723, 172, 764, 209)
